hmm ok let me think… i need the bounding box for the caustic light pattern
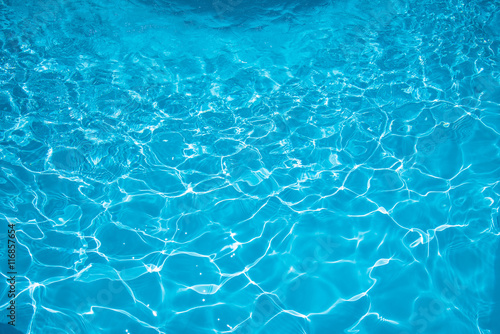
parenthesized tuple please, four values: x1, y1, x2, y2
(1, 0, 500, 333)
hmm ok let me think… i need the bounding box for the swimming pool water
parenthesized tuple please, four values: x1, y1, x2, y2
(1, 0, 500, 333)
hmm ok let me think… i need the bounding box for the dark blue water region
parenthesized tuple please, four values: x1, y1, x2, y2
(0, 323, 24, 334)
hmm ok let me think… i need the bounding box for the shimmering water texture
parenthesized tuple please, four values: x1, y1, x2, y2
(1, 0, 500, 333)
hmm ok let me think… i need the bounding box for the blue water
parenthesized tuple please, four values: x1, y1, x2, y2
(1, 0, 500, 333)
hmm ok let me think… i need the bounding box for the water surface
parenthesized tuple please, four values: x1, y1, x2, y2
(1, 0, 500, 333)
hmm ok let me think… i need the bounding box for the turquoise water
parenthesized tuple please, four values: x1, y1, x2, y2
(1, 0, 500, 333)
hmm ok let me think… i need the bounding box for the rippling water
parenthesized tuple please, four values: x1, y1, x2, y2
(1, 0, 500, 333)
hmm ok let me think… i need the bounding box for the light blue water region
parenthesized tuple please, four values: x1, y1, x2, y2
(1, 0, 500, 333)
